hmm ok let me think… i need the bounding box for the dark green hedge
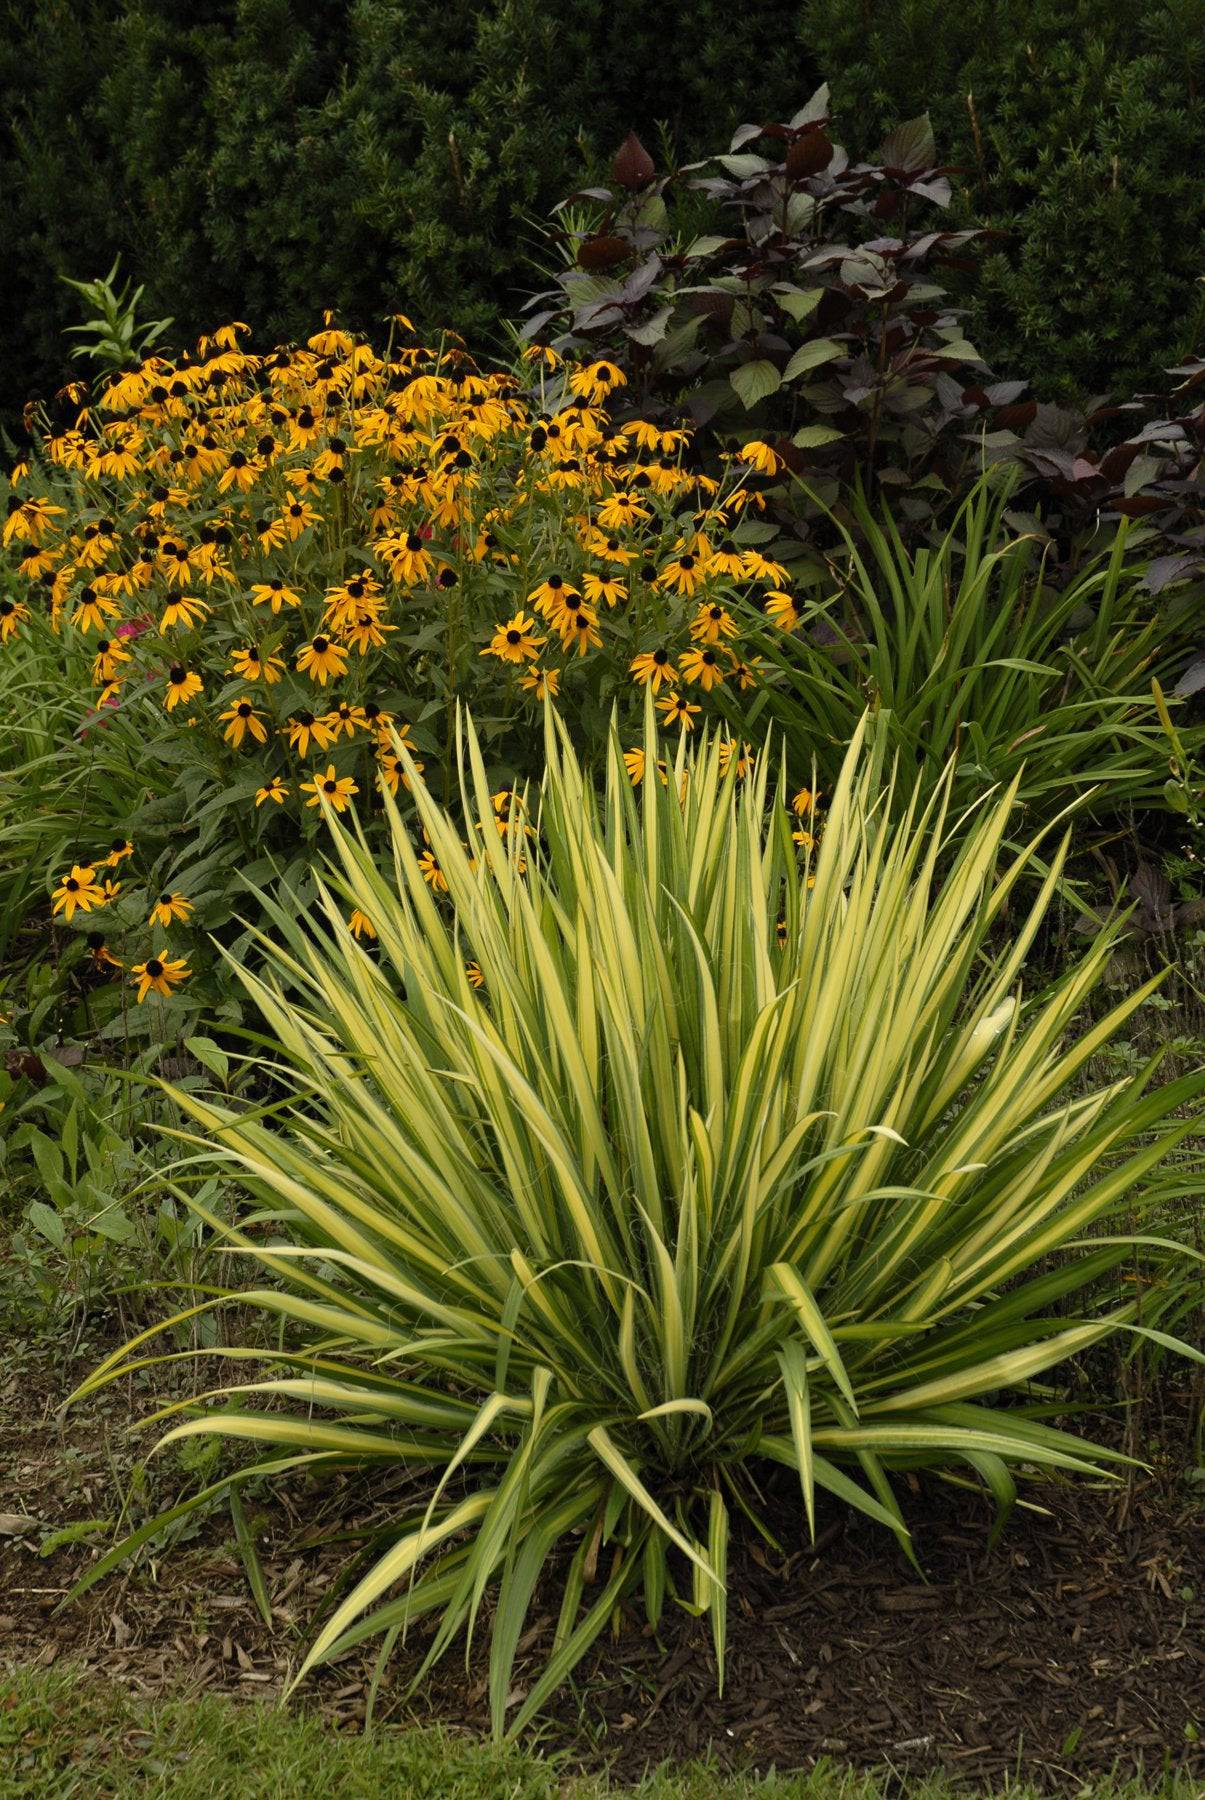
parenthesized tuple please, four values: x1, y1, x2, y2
(801, 0, 1205, 400)
(3, 0, 1204, 427)
(0, 0, 818, 424)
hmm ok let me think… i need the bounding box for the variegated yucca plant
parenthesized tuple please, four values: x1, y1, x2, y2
(71, 707, 1204, 1734)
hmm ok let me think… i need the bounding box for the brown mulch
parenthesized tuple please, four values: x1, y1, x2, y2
(532, 1465, 1204, 1786)
(1, 1333, 1202, 1790)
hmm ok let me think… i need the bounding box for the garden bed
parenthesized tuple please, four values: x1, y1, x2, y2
(3, 1339, 1200, 1791)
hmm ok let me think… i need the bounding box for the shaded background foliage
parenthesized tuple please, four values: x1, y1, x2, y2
(803, 0, 1205, 402)
(0, 0, 817, 427)
(2, 0, 1205, 430)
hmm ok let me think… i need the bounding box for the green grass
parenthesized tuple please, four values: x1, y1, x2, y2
(1, 1666, 1199, 1800)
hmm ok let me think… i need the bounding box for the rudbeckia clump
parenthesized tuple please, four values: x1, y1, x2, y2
(73, 709, 1205, 1733)
(2, 317, 801, 995)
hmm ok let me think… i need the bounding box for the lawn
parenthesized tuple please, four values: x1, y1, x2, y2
(11, 1668, 1204, 1800)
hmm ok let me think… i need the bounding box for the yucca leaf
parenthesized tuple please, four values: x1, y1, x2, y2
(776, 1340, 816, 1539)
(587, 1427, 717, 1583)
(766, 1264, 857, 1411)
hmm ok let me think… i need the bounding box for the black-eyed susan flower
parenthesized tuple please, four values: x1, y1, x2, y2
(737, 440, 783, 475)
(487, 788, 535, 843)
(545, 587, 594, 637)
(470, 522, 504, 562)
(596, 491, 649, 533)
(630, 648, 678, 691)
(18, 546, 60, 581)
(164, 665, 203, 710)
(250, 578, 302, 613)
(527, 573, 575, 618)
(159, 595, 210, 632)
(482, 612, 544, 664)
(363, 703, 397, 740)
(679, 645, 727, 691)
(230, 646, 285, 684)
(793, 787, 821, 816)
(0, 596, 29, 640)
(149, 891, 193, 928)
(83, 522, 116, 566)
(656, 691, 702, 731)
(568, 360, 626, 405)
(519, 665, 559, 700)
(103, 837, 133, 867)
(220, 698, 269, 747)
(690, 601, 739, 644)
(375, 728, 425, 793)
(288, 404, 325, 451)
(52, 864, 106, 921)
(217, 449, 262, 494)
(704, 539, 750, 579)
(623, 746, 668, 786)
(656, 549, 707, 597)
(91, 638, 130, 684)
(417, 848, 448, 891)
(376, 749, 404, 795)
(131, 954, 191, 1002)
(2, 495, 65, 546)
(465, 959, 485, 989)
(295, 635, 348, 686)
(284, 712, 336, 757)
(72, 586, 120, 632)
(645, 422, 691, 455)
(255, 775, 289, 806)
(718, 739, 756, 779)
(323, 700, 365, 741)
(323, 572, 381, 618)
(561, 610, 602, 656)
(300, 764, 359, 812)
(388, 530, 434, 585)
(763, 589, 801, 631)
(348, 909, 376, 940)
(583, 571, 627, 608)
(341, 611, 394, 654)
(743, 549, 789, 585)
(582, 530, 634, 565)
(159, 539, 195, 586)
(84, 931, 123, 971)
